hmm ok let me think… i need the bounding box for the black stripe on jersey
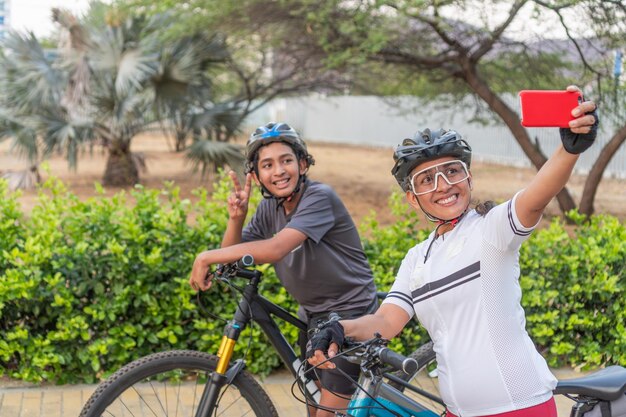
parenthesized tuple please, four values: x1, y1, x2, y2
(507, 199, 532, 236)
(386, 290, 413, 308)
(411, 261, 480, 303)
(413, 272, 480, 304)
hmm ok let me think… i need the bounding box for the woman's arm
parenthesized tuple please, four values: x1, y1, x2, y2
(342, 303, 411, 341)
(516, 86, 598, 228)
(308, 304, 411, 369)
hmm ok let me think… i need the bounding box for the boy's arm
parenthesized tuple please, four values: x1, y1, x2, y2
(190, 228, 307, 291)
(221, 217, 245, 247)
(221, 171, 252, 247)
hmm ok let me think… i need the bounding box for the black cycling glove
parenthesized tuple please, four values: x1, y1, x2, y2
(559, 108, 599, 154)
(305, 321, 345, 359)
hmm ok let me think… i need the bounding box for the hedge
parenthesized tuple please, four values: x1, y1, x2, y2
(0, 175, 624, 383)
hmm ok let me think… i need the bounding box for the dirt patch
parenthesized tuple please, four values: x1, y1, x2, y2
(1, 134, 625, 226)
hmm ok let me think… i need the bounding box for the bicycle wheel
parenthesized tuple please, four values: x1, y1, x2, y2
(79, 350, 279, 417)
(388, 341, 445, 415)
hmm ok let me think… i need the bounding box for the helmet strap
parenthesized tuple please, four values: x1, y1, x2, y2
(257, 167, 308, 210)
(423, 210, 468, 262)
(275, 174, 306, 209)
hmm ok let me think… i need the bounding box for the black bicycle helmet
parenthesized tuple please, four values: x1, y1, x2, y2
(391, 128, 472, 192)
(245, 122, 314, 174)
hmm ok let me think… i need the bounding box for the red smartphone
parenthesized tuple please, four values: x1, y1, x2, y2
(519, 90, 582, 128)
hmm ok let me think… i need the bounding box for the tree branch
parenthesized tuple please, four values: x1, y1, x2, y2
(471, 0, 528, 62)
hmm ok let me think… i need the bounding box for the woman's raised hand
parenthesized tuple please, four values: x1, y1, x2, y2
(560, 85, 599, 154)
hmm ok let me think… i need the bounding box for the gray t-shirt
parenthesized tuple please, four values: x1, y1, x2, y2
(242, 180, 376, 315)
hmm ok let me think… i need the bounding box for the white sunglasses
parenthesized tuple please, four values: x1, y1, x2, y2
(409, 160, 470, 196)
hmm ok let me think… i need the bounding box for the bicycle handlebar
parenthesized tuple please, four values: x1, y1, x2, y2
(378, 347, 418, 376)
(213, 254, 258, 281)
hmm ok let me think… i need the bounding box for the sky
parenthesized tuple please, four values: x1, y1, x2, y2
(439, 2, 592, 42)
(8, 0, 92, 38)
(6, 0, 594, 41)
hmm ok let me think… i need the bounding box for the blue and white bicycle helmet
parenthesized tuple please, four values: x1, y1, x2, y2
(391, 128, 472, 192)
(245, 122, 314, 174)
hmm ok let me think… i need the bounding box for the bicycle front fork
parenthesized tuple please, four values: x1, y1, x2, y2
(195, 321, 243, 417)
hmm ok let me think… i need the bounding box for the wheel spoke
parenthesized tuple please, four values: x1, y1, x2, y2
(130, 384, 161, 416)
(147, 381, 167, 416)
(215, 391, 245, 416)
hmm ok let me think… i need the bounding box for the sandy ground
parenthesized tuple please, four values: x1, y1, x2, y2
(1, 134, 624, 226)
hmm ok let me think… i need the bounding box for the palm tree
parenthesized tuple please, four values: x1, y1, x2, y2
(0, 6, 243, 187)
(0, 31, 93, 188)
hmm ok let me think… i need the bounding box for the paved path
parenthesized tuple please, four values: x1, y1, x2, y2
(0, 368, 584, 417)
(0, 370, 305, 417)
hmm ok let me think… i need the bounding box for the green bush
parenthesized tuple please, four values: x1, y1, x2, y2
(0, 174, 294, 383)
(0, 177, 624, 384)
(520, 210, 626, 369)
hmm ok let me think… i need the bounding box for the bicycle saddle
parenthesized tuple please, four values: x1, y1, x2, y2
(554, 366, 626, 401)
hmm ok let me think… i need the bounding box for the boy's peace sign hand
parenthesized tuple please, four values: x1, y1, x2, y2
(227, 171, 252, 220)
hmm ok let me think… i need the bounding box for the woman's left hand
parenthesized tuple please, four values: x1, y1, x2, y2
(566, 85, 598, 134)
(560, 85, 599, 154)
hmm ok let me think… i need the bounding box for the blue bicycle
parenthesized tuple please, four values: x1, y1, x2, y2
(302, 326, 626, 417)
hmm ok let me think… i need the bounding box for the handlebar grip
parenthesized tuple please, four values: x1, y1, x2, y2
(238, 254, 254, 268)
(379, 348, 418, 376)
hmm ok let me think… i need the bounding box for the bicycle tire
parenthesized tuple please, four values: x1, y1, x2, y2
(388, 341, 445, 415)
(79, 350, 279, 417)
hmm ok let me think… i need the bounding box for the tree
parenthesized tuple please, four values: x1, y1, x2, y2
(306, 0, 625, 216)
(0, 5, 243, 187)
(0, 31, 93, 187)
(145, 0, 625, 216)
(119, 1, 364, 179)
(121, 0, 353, 129)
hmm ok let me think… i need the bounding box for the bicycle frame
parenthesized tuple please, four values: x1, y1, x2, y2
(198, 268, 320, 416)
(346, 380, 439, 417)
(340, 363, 439, 417)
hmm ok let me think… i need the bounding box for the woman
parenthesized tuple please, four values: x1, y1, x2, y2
(306, 86, 598, 417)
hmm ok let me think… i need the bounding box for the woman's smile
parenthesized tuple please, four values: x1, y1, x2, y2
(435, 193, 459, 206)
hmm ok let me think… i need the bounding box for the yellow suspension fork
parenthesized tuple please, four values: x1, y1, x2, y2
(215, 325, 240, 373)
(196, 321, 243, 417)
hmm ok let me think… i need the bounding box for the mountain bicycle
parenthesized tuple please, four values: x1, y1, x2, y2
(303, 319, 626, 417)
(78, 256, 439, 417)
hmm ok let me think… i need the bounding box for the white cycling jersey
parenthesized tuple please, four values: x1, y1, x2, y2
(383, 193, 557, 417)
